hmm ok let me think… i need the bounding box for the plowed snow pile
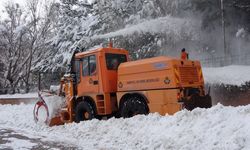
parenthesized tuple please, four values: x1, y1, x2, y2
(0, 104, 250, 149)
(203, 65, 250, 86)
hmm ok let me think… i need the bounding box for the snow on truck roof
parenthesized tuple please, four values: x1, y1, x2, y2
(75, 47, 128, 58)
(118, 56, 201, 73)
(120, 56, 200, 67)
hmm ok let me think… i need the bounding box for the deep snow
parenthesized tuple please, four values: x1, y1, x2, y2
(1, 137, 37, 149)
(0, 65, 250, 149)
(0, 103, 250, 149)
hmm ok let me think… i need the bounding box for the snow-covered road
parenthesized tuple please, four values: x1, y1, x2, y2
(0, 128, 77, 149)
(0, 103, 250, 149)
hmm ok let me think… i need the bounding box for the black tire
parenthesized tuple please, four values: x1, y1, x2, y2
(120, 96, 148, 118)
(75, 101, 95, 123)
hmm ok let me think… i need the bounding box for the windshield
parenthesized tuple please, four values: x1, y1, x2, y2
(105, 53, 127, 70)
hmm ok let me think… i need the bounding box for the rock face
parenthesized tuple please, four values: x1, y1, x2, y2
(207, 82, 250, 106)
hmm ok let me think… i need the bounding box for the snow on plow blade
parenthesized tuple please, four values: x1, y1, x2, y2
(33, 92, 65, 126)
(181, 94, 212, 111)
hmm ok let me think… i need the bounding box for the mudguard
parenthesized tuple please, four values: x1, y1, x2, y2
(181, 94, 212, 110)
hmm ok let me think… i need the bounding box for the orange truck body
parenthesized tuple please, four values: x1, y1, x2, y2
(50, 45, 211, 125)
(117, 56, 205, 115)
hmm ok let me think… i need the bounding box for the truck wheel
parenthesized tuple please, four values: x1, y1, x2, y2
(121, 97, 148, 118)
(75, 101, 95, 123)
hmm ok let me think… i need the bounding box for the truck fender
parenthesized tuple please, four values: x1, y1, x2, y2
(119, 93, 149, 112)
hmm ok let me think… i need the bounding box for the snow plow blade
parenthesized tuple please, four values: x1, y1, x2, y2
(48, 116, 64, 126)
(33, 92, 64, 126)
(180, 94, 212, 110)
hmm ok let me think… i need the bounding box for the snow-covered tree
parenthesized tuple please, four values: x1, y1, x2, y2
(43, 0, 202, 70)
(22, 0, 59, 92)
(0, 3, 30, 93)
(1, 0, 250, 93)
(0, 1, 59, 93)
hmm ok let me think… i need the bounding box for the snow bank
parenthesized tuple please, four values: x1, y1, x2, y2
(203, 65, 250, 86)
(0, 93, 37, 99)
(0, 103, 250, 149)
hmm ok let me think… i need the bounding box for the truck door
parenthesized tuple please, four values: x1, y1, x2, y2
(78, 54, 99, 95)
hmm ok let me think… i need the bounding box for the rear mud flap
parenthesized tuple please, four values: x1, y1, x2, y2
(181, 94, 212, 111)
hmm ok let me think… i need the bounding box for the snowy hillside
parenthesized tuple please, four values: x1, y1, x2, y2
(0, 103, 250, 149)
(203, 65, 250, 86)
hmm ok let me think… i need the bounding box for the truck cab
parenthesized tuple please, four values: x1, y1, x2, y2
(74, 47, 128, 96)
(60, 45, 128, 123)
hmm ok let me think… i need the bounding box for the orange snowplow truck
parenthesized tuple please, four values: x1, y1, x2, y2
(35, 44, 211, 125)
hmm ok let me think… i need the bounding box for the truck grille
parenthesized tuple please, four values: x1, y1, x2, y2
(179, 67, 199, 83)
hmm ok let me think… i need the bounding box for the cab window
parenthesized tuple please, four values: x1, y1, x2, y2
(74, 60, 80, 83)
(105, 53, 127, 70)
(89, 55, 96, 75)
(82, 57, 89, 76)
(82, 55, 97, 76)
